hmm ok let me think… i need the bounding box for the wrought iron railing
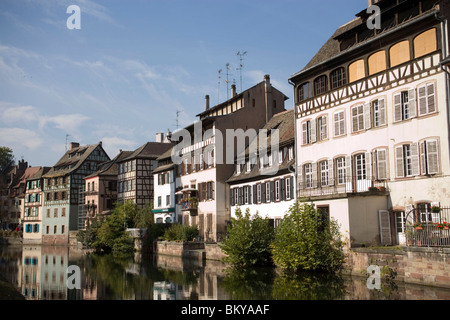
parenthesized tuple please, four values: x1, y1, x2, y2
(298, 176, 388, 198)
(405, 223, 450, 247)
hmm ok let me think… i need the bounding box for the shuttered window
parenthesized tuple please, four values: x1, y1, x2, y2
(378, 210, 392, 245)
(418, 83, 436, 116)
(372, 99, 386, 127)
(395, 143, 419, 178)
(394, 90, 416, 122)
(420, 139, 439, 175)
(333, 110, 345, 137)
(351, 105, 365, 132)
(373, 149, 388, 180)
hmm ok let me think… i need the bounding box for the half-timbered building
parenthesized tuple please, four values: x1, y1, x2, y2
(290, 0, 450, 246)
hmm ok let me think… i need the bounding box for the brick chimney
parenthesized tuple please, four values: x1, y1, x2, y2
(231, 84, 237, 97)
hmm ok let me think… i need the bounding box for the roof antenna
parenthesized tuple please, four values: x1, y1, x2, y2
(225, 62, 232, 100)
(175, 110, 182, 130)
(236, 51, 247, 93)
(217, 69, 222, 104)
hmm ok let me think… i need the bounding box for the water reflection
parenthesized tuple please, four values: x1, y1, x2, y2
(1, 245, 450, 300)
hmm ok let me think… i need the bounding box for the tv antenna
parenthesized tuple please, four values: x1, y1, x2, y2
(217, 69, 222, 104)
(225, 62, 232, 100)
(236, 51, 247, 93)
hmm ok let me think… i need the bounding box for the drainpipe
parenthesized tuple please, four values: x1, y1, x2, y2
(435, 8, 450, 171)
(288, 78, 298, 201)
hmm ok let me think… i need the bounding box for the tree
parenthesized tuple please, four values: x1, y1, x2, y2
(220, 207, 274, 268)
(271, 201, 345, 273)
(0, 147, 14, 172)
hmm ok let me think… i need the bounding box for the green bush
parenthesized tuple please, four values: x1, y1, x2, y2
(271, 201, 345, 273)
(220, 207, 274, 268)
(163, 224, 199, 242)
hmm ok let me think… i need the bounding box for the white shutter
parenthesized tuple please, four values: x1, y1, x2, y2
(378, 98, 386, 126)
(364, 103, 371, 129)
(418, 84, 428, 116)
(408, 89, 417, 119)
(395, 146, 404, 178)
(298, 165, 303, 190)
(345, 155, 352, 180)
(302, 122, 308, 145)
(427, 83, 436, 113)
(310, 119, 317, 143)
(420, 142, 427, 175)
(411, 142, 420, 176)
(352, 107, 359, 131)
(426, 139, 439, 174)
(405, 204, 415, 225)
(394, 93, 402, 122)
(334, 112, 340, 137)
(312, 162, 318, 188)
(378, 210, 392, 245)
(365, 152, 372, 180)
(376, 149, 387, 180)
(322, 115, 328, 140)
(328, 158, 334, 186)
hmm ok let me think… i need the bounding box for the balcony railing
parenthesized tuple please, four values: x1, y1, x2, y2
(405, 224, 450, 247)
(298, 176, 388, 198)
(180, 198, 198, 214)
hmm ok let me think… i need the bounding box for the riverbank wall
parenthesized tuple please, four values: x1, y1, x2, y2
(155, 241, 450, 289)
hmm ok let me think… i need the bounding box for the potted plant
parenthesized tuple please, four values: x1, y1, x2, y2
(413, 222, 424, 230)
(436, 222, 449, 230)
(431, 205, 441, 213)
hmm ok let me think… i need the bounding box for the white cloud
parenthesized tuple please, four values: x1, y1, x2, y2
(0, 127, 43, 150)
(39, 114, 90, 132)
(0, 104, 40, 124)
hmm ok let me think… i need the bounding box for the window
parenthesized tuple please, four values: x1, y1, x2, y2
(418, 83, 436, 116)
(336, 157, 347, 185)
(372, 99, 386, 127)
(417, 203, 436, 223)
(390, 40, 410, 67)
(285, 178, 291, 200)
(157, 196, 162, 208)
(46, 209, 50, 218)
(61, 208, 66, 217)
(395, 143, 419, 178)
(54, 225, 57, 234)
(414, 29, 437, 58)
(320, 161, 329, 187)
(373, 149, 388, 180)
(298, 82, 312, 101)
(317, 116, 328, 141)
(330, 67, 346, 89)
(351, 105, 365, 132)
(304, 163, 315, 188)
(166, 195, 170, 206)
(61, 225, 65, 234)
(354, 154, 367, 180)
(54, 208, 58, 218)
(288, 146, 294, 161)
(46, 226, 49, 234)
(348, 59, 365, 83)
(333, 110, 346, 137)
(394, 90, 416, 121)
(265, 182, 270, 203)
(275, 180, 280, 201)
(256, 184, 262, 203)
(244, 186, 249, 204)
(302, 120, 315, 145)
(207, 182, 214, 200)
(314, 75, 328, 95)
(368, 51, 387, 75)
(420, 139, 439, 175)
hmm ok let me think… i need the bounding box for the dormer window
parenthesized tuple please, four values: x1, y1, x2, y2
(314, 75, 328, 95)
(298, 82, 312, 102)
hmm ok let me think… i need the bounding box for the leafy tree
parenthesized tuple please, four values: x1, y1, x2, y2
(0, 147, 14, 172)
(220, 207, 274, 268)
(271, 201, 345, 273)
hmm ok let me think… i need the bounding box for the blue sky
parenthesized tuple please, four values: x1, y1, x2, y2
(0, 0, 365, 167)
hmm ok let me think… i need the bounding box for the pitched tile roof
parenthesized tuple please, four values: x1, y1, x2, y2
(119, 142, 175, 162)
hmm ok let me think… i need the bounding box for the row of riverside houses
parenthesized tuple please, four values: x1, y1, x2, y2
(10, 0, 450, 248)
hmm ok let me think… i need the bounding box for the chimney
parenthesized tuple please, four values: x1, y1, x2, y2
(205, 95, 210, 111)
(156, 132, 164, 143)
(165, 129, 172, 142)
(70, 142, 80, 150)
(231, 84, 237, 97)
(264, 74, 273, 123)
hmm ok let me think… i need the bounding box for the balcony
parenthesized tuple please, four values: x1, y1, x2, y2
(298, 176, 388, 199)
(176, 187, 198, 216)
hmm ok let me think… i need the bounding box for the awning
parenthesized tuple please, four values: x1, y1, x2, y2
(152, 207, 175, 214)
(175, 187, 197, 195)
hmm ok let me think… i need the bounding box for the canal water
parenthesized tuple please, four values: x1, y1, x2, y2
(1, 244, 450, 300)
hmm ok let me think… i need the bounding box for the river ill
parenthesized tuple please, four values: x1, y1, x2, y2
(1, 244, 450, 300)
